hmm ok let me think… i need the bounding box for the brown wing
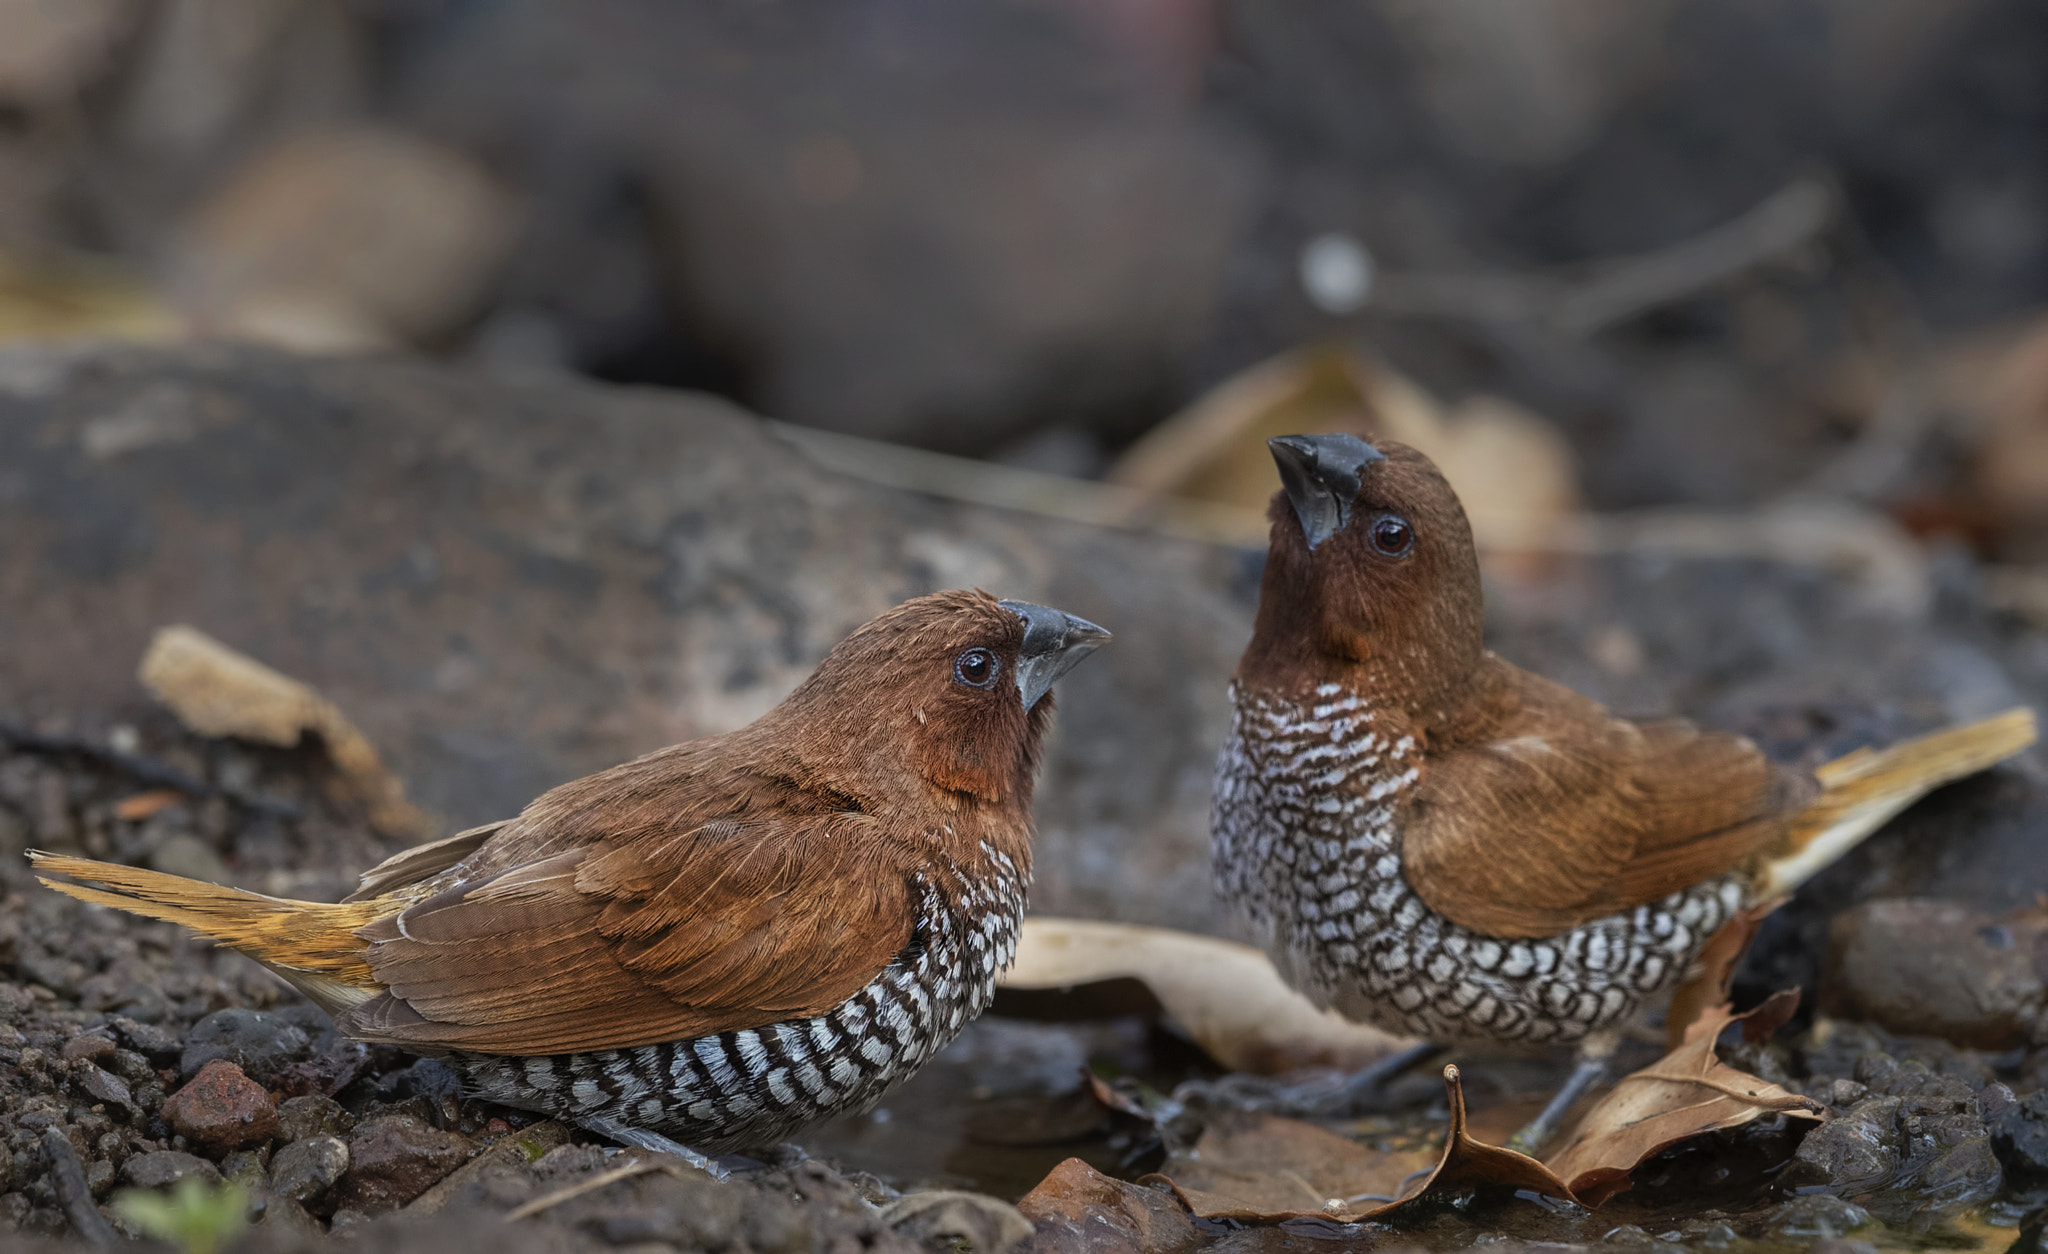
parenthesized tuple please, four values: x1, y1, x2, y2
(334, 816, 916, 1053)
(1400, 663, 1813, 939)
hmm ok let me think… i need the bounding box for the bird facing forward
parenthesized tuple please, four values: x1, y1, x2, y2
(1213, 433, 2034, 1134)
(33, 590, 1109, 1162)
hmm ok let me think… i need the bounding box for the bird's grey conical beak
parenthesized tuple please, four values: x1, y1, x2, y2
(1268, 433, 1386, 549)
(998, 600, 1112, 710)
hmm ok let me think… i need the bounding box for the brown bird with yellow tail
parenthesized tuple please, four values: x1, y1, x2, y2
(34, 590, 1109, 1169)
(1212, 433, 2036, 1146)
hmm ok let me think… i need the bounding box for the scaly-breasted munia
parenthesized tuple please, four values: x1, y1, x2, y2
(34, 590, 1108, 1164)
(1213, 433, 2033, 1139)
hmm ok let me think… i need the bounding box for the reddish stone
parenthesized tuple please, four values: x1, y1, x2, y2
(331, 1117, 475, 1213)
(1016, 1158, 1198, 1254)
(161, 1059, 280, 1153)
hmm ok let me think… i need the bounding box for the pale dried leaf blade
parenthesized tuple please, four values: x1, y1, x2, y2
(1664, 899, 1786, 1052)
(1103, 343, 1581, 555)
(1148, 1065, 1576, 1224)
(1545, 997, 1824, 1206)
(1002, 918, 1418, 1073)
(138, 624, 430, 837)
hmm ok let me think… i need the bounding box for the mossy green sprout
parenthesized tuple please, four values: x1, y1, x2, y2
(114, 1176, 249, 1254)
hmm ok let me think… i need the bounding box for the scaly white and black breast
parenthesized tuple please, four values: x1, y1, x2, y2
(1213, 684, 1740, 1044)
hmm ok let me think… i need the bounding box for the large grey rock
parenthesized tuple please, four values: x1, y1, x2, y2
(0, 342, 2043, 946)
(402, 0, 1257, 451)
(0, 342, 1247, 931)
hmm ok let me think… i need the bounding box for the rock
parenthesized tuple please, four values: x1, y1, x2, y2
(883, 1191, 1032, 1254)
(1823, 899, 2048, 1048)
(332, 1116, 474, 1213)
(59, 1031, 114, 1065)
(108, 1016, 181, 1061)
(1994, 1089, 2048, 1184)
(269, 1135, 349, 1204)
(121, 1150, 220, 1190)
(0, 343, 1250, 933)
(167, 127, 518, 354)
(145, 831, 231, 885)
(1761, 1194, 1871, 1241)
(161, 1058, 280, 1153)
(1784, 1097, 1903, 1194)
(405, 1, 1256, 450)
(1782, 1060, 2003, 1222)
(181, 1007, 312, 1083)
(72, 1061, 135, 1113)
(0, 0, 134, 109)
(276, 1094, 355, 1142)
(405, 1120, 568, 1215)
(219, 1147, 269, 1189)
(3, 342, 2047, 942)
(2014, 1210, 2048, 1254)
(1015, 1158, 1197, 1254)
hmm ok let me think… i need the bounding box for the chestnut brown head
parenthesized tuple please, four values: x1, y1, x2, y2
(767, 590, 1109, 809)
(1242, 435, 1483, 707)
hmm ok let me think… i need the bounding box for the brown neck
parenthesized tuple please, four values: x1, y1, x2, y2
(1235, 535, 1485, 720)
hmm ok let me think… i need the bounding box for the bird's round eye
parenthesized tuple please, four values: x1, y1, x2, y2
(953, 648, 999, 689)
(1370, 514, 1414, 557)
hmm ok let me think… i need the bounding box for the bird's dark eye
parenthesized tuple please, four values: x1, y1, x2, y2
(1369, 513, 1414, 557)
(953, 648, 999, 689)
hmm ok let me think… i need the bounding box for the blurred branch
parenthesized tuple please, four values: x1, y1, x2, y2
(1364, 176, 1838, 335)
(773, 421, 1928, 614)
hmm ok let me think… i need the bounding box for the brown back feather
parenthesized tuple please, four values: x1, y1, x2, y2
(1397, 659, 1812, 937)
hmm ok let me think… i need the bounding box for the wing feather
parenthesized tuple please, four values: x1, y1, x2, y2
(1399, 661, 1810, 939)
(336, 815, 915, 1053)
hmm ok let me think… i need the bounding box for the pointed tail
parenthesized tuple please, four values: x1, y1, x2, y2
(29, 852, 387, 1014)
(1760, 707, 2036, 895)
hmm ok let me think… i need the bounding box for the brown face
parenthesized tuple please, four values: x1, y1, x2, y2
(1244, 436, 1484, 705)
(774, 590, 1110, 807)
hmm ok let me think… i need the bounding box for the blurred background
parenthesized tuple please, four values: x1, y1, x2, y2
(10, 1, 2048, 1224)
(5, 0, 2048, 552)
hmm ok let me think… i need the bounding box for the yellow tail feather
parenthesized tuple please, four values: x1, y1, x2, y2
(1761, 706, 2037, 894)
(28, 852, 388, 1014)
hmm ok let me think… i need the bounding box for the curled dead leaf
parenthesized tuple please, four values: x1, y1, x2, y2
(139, 625, 430, 838)
(1015, 1158, 1199, 1254)
(1001, 917, 1418, 1074)
(1105, 344, 1582, 560)
(1664, 898, 1787, 1052)
(1545, 992, 1823, 1207)
(1145, 1065, 1576, 1224)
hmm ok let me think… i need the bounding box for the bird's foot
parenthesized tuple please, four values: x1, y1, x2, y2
(1505, 1032, 1618, 1156)
(1337, 1041, 1448, 1111)
(580, 1117, 730, 1181)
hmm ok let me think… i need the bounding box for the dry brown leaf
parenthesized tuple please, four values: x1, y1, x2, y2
(1145, 1065, 1576, 1223)
(139, 625, 430, 838)
(1014, 1158, 1199, 1254)
(170, 127, 518, 353)
(1105, 344, 1581, 557)
(0, 248, 181, 346)
(1544, 992, 1822, 1206)
(1663, 898, 1786, 1052)
(1001, 917, 1418, 1074)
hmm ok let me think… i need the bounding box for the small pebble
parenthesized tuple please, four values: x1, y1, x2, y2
(162, 1058, 280, 1153)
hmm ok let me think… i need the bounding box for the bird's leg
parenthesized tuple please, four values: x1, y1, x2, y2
(1338, 1041, 1448, 1108)
(580, 1117, 730, 1181)
(1506, 1027, 1619, 1156)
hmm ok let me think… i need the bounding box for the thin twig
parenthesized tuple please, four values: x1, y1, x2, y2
(504, 1157, 675, 1222)
(1364, 176, 1838, 335)
(0, 721, 300, 818)
(41, 1128, 118, 1248)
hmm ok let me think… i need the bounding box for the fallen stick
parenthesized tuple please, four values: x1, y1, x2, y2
(0, 721, 300, 818)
